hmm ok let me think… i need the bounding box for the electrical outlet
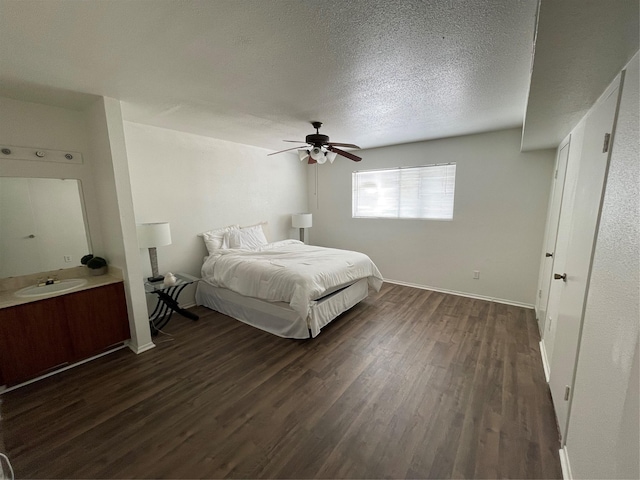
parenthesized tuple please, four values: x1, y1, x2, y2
(64, 255, 72, 263)
(473, 270, 480, 279)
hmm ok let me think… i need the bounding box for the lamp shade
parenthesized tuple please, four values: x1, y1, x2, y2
(137, 222, 172, 248)
(291, 213, 312, 229)
(326, 150, 337, 163)
(298, 149, 310, 162)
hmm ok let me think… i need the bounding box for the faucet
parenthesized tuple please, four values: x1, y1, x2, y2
(38, 275, 59, 286)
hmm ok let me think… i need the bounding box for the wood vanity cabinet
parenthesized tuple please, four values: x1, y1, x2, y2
(0, 297, 73, 387)
(0, 282, 130, 386)
(63, 282, 130, 361)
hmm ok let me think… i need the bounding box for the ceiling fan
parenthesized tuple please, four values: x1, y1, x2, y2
(268, 121, 361, 164)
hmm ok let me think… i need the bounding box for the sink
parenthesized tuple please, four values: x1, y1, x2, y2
(14, 278, 88, 298)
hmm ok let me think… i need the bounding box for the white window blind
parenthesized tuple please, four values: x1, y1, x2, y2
(352, 163, 456, 219)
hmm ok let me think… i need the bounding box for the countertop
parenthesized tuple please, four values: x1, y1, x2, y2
(0, 266, 124, 310)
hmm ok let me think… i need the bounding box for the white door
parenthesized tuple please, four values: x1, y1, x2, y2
(0, 177, 42, 277)
(537, 140, 571, 335)
(543, 123, 585, 369)
(28, 178, 89, 271)
(548, 79, 621, 443)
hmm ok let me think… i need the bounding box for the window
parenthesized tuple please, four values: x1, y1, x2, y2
(352, 163, 456, 219)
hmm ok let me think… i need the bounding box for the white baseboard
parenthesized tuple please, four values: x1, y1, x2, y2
(559, 446, 573, 479)
(127, 340, 156, 354)
(540, 340, 550, 382)
(536, 314, 544, 338)
(383, 278, 535, 309)
(534, 306, 548, 339)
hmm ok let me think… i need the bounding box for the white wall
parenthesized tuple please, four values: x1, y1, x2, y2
(123, 121, 308, 305)
(0, 96, 89, 152)
(309, 128, 554, 306)
(563, 52, 639, 480)
(86, 98, 153, 353)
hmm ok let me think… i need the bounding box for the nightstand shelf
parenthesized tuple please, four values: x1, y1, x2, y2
(144, 273, 199, 334)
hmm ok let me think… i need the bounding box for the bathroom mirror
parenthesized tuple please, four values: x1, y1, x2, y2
(0, 177, 91, 278)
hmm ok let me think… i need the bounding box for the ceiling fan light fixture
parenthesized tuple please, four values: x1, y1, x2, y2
(310, 147, 323, 161)
(298, 149, 309, 162)
(271, 122, 362, 163)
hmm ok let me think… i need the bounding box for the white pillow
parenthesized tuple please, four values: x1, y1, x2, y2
(227, 224, 268, 250)
(201, 225, 239, 254)
(241, 221, 270, 243)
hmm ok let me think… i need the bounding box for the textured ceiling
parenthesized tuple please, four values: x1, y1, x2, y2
(0, 0, 538, 151)
(522, 0, 639, 151)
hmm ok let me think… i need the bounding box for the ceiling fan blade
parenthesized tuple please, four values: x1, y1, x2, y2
(308, 157, 318, 165)
(283, 140, 309, 143)
(267, 146, 308, 156)
(327, 142, 361, 149)
(328, 146, 362, 162)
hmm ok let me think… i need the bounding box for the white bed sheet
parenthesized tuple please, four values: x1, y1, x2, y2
(195, 278, 370, 338)
(201, 240, 383, 319)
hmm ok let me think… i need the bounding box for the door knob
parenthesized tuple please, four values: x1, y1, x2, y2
(545, 252, 553, 257)
(554, 273, 567, 281)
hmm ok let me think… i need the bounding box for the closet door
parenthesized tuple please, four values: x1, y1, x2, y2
(543, 123, 585, 370)
(537, 140, 570, 337)
(548, 77, 621, 443)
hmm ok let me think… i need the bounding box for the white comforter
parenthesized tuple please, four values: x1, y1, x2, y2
(201, 240, 383, 319)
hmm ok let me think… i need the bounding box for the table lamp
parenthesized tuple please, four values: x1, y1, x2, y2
(292, 213, 312, 243)
(137, 222, 172, 282)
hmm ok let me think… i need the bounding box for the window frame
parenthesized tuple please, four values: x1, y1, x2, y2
(351, 163, 457, 221)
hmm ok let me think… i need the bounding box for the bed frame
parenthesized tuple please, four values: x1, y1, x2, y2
(195, 278, 369, 339)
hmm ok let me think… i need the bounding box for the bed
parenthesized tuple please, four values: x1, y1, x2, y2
(195, 224, 383, 339)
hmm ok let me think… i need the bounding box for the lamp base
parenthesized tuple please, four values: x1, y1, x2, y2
(147, 247, 164, 282)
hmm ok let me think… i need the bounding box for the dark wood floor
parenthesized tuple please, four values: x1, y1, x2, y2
(0, 284, 562, 479)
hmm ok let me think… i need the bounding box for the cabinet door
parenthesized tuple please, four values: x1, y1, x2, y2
(0, 297, 74, 386)
(63, 282, 130, 360)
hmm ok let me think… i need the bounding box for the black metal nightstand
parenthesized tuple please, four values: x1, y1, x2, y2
(144, 273, 200, 334)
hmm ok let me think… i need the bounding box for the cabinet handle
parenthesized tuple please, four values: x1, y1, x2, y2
(27, 234, 36, 239)
(554, 273, 567, 281)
